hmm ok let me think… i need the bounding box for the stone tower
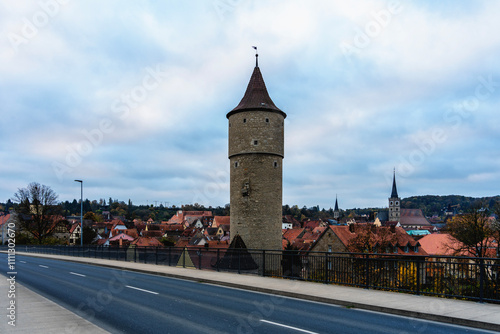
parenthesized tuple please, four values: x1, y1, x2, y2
(388, 170, 401, 222)
(227, 54, 286, 250)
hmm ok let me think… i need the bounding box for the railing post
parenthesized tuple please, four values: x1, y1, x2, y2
(416, 258, 421, 296)
(198, 248, 202, 270)
(365, 254, 370, 289)
(168, 247, 172, 266)
(262, 250, 266, 277)
(238, 249, 241, 274)
(324, 252, 329, 284)
(479, 258, 485, 303)
(216, 248, 220, 272)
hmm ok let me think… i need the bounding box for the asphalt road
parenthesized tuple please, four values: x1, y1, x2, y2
(0, 254, 495, 334)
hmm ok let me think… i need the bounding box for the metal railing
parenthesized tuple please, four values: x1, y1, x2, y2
(4, 245, 499, 303)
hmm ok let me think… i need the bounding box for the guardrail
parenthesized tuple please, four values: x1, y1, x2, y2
(3, 245, 499, 303)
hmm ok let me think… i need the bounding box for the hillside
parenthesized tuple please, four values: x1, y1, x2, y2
(401, 195, 500, 217)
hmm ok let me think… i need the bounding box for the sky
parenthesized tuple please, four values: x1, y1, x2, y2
(1, 0, 499, 210)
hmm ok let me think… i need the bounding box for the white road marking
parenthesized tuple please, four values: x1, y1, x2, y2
(70, 272, 86, 277)
(39, 265, 49, 268)
(260, 320, 319, 334)
(125, 285, 159, 295)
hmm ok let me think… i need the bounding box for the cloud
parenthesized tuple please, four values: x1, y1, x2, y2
(1, 0, 499, 210)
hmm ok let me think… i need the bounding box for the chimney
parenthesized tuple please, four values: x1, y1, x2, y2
(349, 224, 355, 233)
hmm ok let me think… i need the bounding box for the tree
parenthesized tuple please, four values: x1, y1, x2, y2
(446, 202, 495, 258)
(13, 182, 62, 244)
(82, 226, 97, 244)
(347, 225, 396, 253)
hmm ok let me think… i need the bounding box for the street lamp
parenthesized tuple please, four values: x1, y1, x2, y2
(74, 180, 83, 246)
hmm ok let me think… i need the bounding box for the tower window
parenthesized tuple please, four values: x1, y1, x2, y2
(253, 140, 258, 145)
(243, 118, 247, 123)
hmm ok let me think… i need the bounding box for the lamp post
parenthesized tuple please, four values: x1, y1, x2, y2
(74, 180, 83, 246)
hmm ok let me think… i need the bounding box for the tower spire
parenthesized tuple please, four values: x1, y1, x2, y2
(252, 46, 258, 67)
(391, 168, 398, 198)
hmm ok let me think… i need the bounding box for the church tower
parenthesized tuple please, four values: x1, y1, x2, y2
(333, 196, 340, 220)
(388, 170, 401, 222)
(227, 52, 286, 250)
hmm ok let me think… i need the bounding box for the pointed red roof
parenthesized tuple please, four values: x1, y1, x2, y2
(227, 66, 286, 118)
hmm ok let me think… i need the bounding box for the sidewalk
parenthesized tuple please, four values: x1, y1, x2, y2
(7, 252, 500, 332)
(0, 273, 109, 333)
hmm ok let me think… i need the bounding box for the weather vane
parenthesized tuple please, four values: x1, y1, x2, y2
(252, 46, 258, 67)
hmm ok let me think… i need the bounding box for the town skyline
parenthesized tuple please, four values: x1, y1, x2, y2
(2, 1, 500, 209)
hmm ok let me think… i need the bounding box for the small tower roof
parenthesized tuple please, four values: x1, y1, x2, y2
(391, 170, 399, 198)
(227, 62, 286, 118)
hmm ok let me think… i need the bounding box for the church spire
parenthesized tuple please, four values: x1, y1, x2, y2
(391, 169, 399, 198)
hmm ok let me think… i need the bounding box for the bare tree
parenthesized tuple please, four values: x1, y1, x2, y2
(13, 182, 62, 244)
(447, 201, 495, 258)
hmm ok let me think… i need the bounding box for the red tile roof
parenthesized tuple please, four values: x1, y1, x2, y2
(0, 214, 11, 226)
(131, 237, 163, 247)
(418, 233, 463, 256)
(109, 233, 134, 241)
(212, 216, 230, 228)
(400, 209, 431, 227)
(283, 228, 305, 243)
